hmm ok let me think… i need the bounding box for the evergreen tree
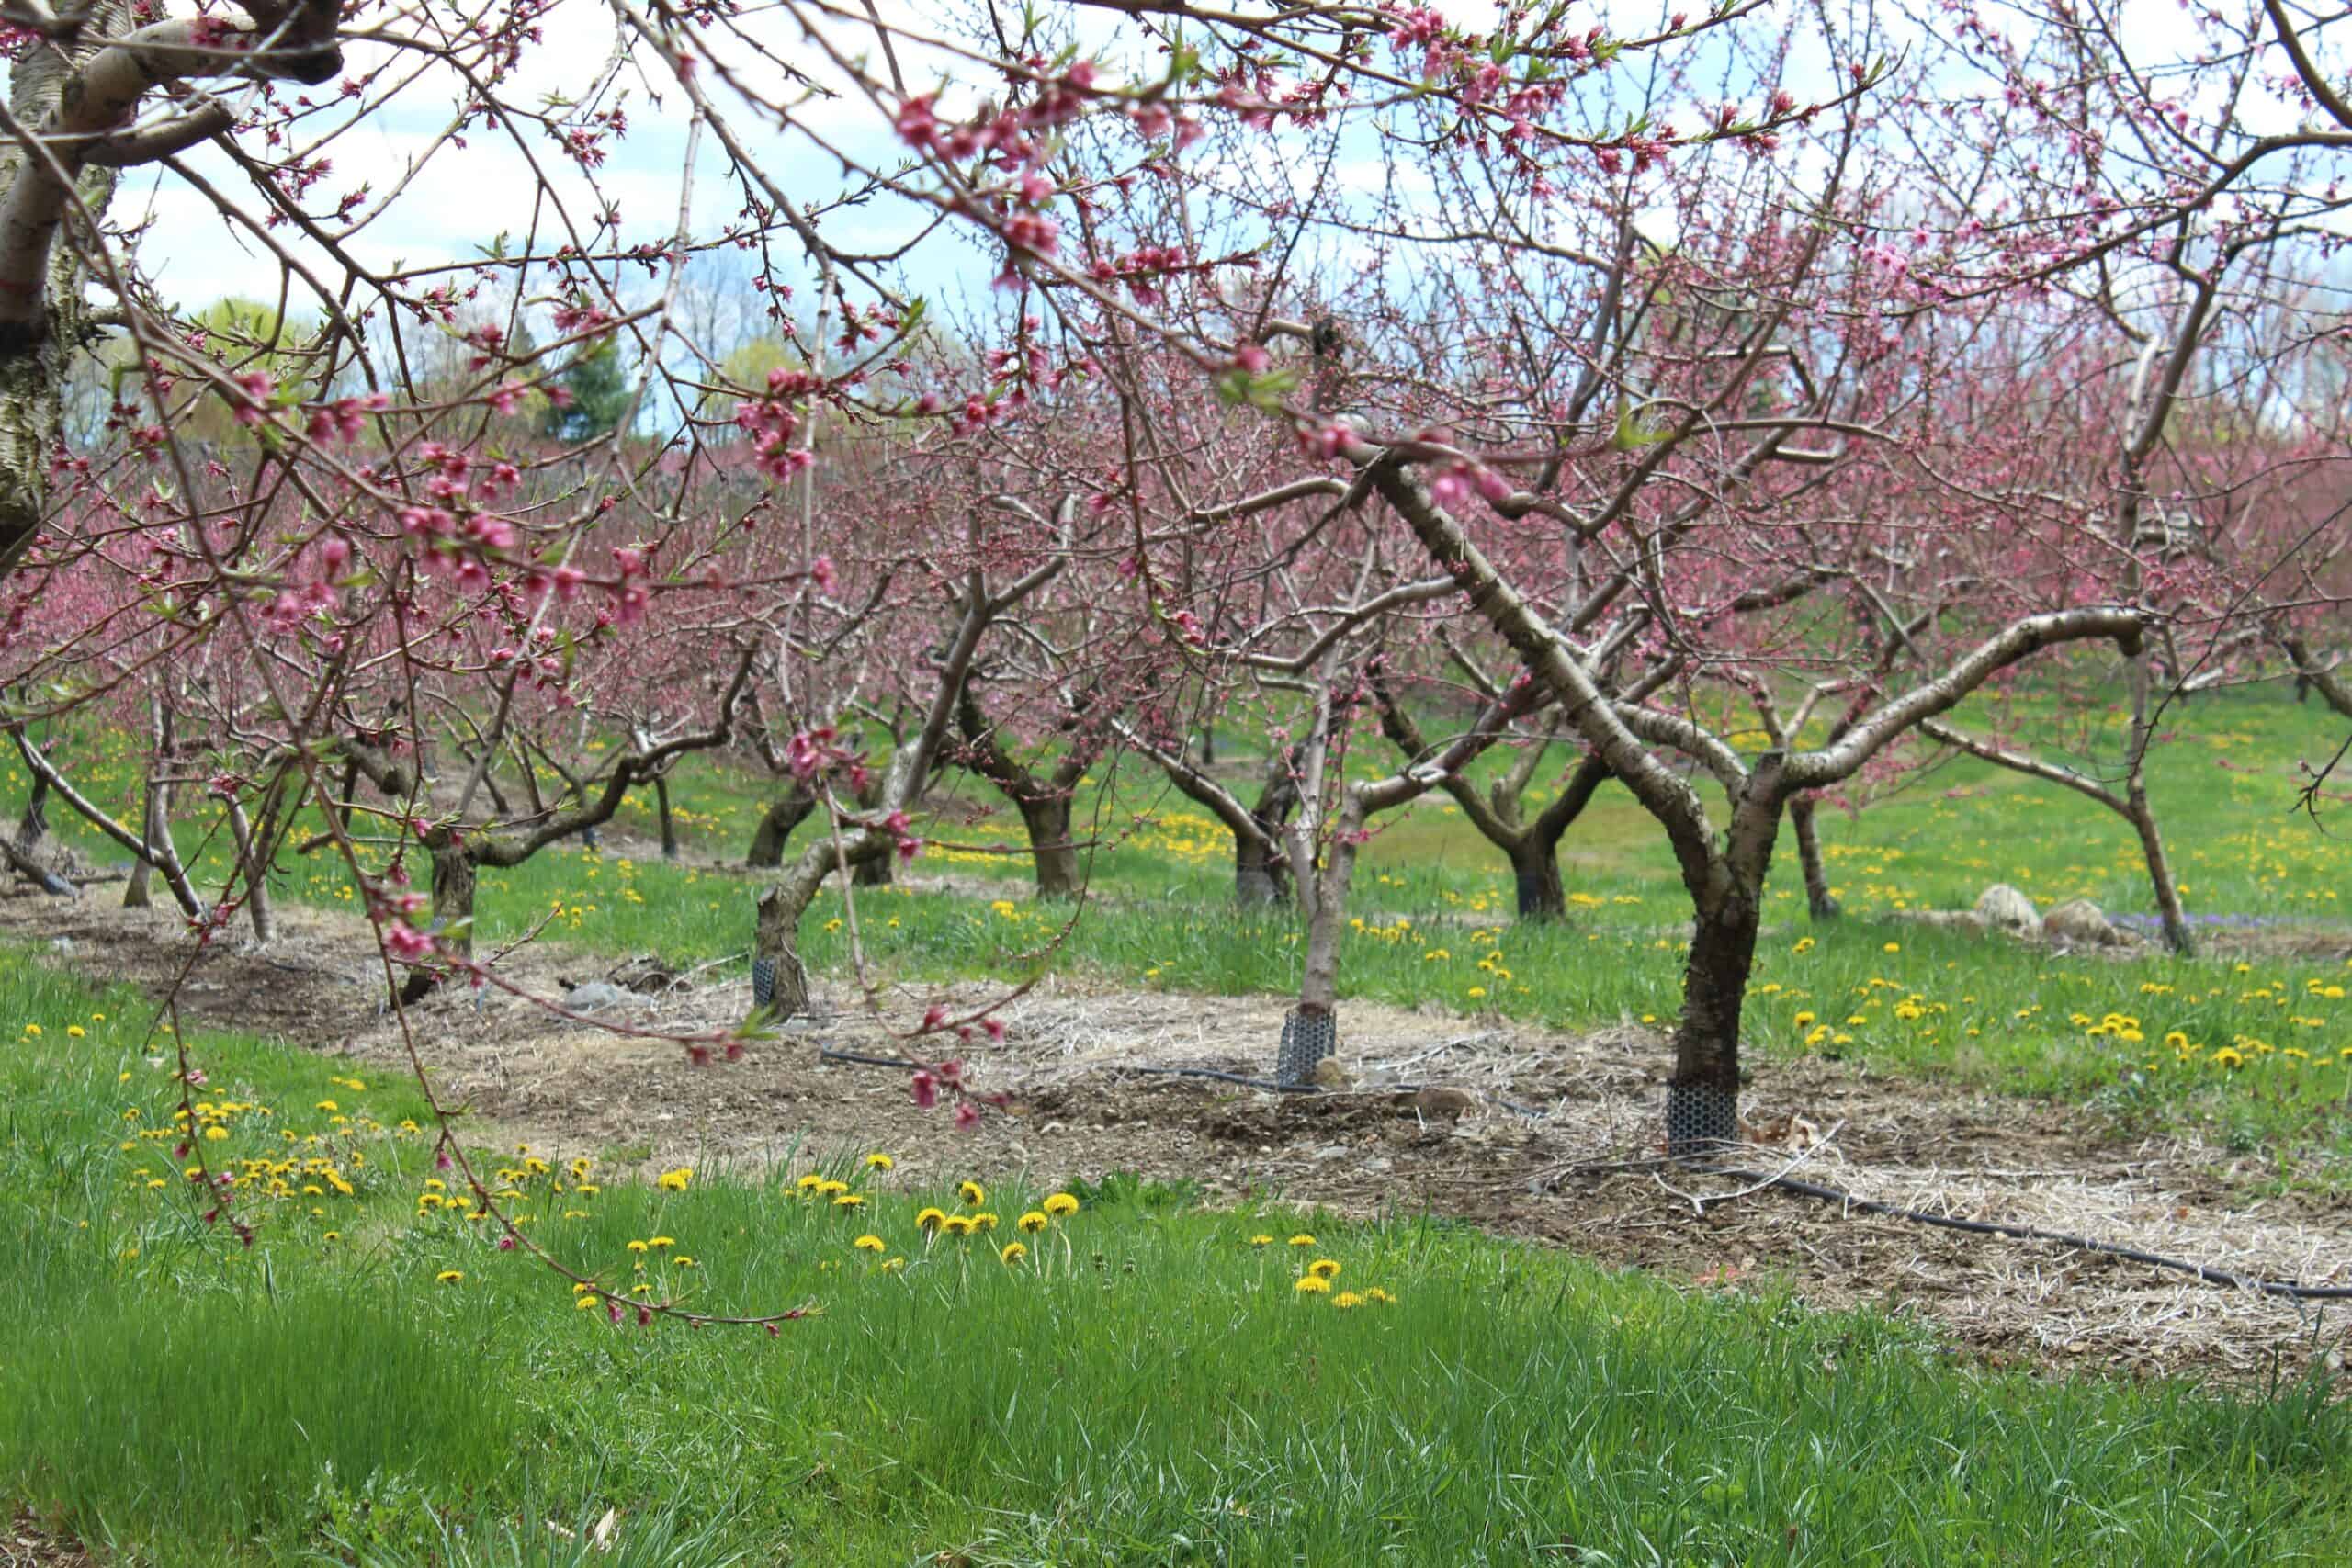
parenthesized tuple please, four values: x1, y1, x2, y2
(542, 334, 635, 442)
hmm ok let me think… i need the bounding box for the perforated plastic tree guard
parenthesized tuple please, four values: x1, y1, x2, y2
(1276, 1006, 1337, 1087)
(1666, 1079, 1738, 1158)
(752, 956, 777, 1009)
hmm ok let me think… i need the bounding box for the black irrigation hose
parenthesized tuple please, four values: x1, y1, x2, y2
(1721, 1168, 2352, 1303)
(814, 1047, 2352, 1301)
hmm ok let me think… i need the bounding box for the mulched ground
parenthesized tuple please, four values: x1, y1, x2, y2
(16, 884, 2350, 1382)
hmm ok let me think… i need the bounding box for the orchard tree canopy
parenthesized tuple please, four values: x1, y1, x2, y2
(1, 0, 2346, 1147)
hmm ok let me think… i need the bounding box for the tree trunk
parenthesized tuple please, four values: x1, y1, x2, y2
(123, 774, 164, 909)
(752, 882, 815, 1021)
(1788, 795, 1841, 920)
(397, 838, 476, 1005)
(227, 796, 275, 944)
(14, 765, 47, 856)
(653, 773, 680, 860)
(1668, 889, 1761, 1156)
(2128, 781, 2193, 956)
(1020, 796, 1080, 897)
(746, 787, 816, 867)
(850, 773, 892, 886)
(1280, 791, 1367, 1083)
(1236, 829, 1286, 906)
(1508, 834, 1566, 920)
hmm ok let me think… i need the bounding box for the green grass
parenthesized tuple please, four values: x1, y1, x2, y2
(12, 682, 2352, 1162)
(3, 955, 2347, 1564)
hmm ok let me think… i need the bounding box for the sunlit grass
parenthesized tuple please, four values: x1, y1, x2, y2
(12, 682, 2351, 1159)
(2, 958, 2346, 1564)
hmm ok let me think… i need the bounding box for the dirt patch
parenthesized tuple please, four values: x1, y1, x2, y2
(10, 884, 2349, 1382)
(2, 1509, 93, 1568)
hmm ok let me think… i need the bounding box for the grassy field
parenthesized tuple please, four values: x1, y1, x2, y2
(14, 682, 2352, 1163)
(3, 955, 2347, 1564)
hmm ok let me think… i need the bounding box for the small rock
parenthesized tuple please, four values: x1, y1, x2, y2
(1974, 883, 2042, 934)
(1309, 1056, 1352, 1089)
(1313, 1144, 1351, 1163)
(560, 980, 628, 1013)
(1412, 1085, 1478, 1122)
(2041, 897, 2126, 947)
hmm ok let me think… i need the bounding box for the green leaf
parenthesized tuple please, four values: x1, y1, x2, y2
(1611, 400, 1671, 451)
(1212, 366, 1304, 411)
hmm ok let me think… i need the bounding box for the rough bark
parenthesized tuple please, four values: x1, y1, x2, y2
(1366, 449, 2143, 1149)
(653, 773, 680, 860)
(227, 795, 275, 943)
(1788, 795, 1840, 920)
(1671, 891, 1762, 1107)
(746, 785, 817, 867)
(752, 563, 1058, 1021)
(14, 762, 48, 856)
(850, 773, 893, 886)
(2127, 782, 2193, 956)
(955, 686, 1092, 899)
(1147, 734, 1300, 905)
(397, 835, 476, 1005)
(1373, 671, 1604, 924)
(1508, 837, 1566, 920)
(1017, 795, 1080, 898)
(0, 1, 345, 587)
(11, 719, 201, 916)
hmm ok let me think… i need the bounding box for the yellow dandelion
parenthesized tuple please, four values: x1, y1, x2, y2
(915, 1207, 947, 1232)
(1365, 1288, 1396, 1304)
(649, 1235, 674, 1248)
(1017, 1211, 1050, 1234)
(657, 1168, 692, 1191)
(832, 1193, 865, 1208)
(797, 1173, 824, 1192)
(1043, 1192, 1080, 1217)
(627, 1239, 650, 1253)
(1295, 1275, 1332, 1294)
(1308, 1258, 1340, 1280)
(957, 1180, 987, 1206)
(1250, 1234, 1274, 1247)
(435, 1269, 464, 1284)
(943, 1215, 976, 1236)
(970, 1211, 998, 1231)
(1332, 1292, 1365, 1309)
(1288, 1234, 1316, 1247)
(854, 1234, 887, 1252)
(865, 1153, 895, 1170)
(1001, 1241, 1028, 1264)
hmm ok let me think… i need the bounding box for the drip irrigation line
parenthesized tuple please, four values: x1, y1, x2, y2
(813, 1046, 2350, 1301)
(1718, 1167, 2352, 1302)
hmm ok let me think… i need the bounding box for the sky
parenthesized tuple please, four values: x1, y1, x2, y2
(84, 0, 2287, 343)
